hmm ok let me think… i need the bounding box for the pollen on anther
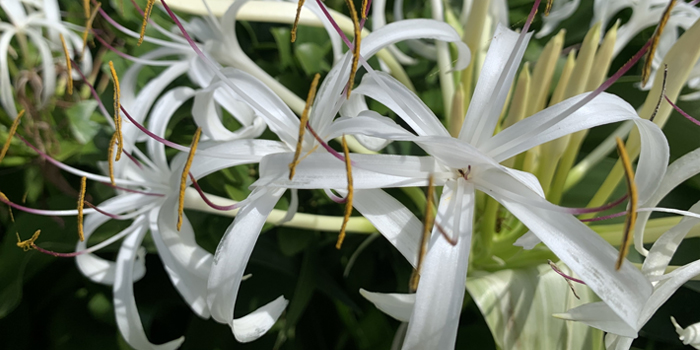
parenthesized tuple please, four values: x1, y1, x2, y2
(138, 0, 157, 46)
(642, 0, 676, 86)
(289, 73, 321, 180)
(544, 0, 554, 16)
(0, 109, 24, 164)
(109, 61, 123, 161)
(59, 34, 73, 95)
(82, 0, 90, 18)
(335, 135, 354, 250)
(291, 0, 306, 42)
(81, 2, 101, 58)
(77, 177, 87, 242)
(615, 137, 637, 270)
(344, 0, 361, 98)
(177, 128, 202, 231)
(16, 230, 41, 252)
(108, 132, 118, 186)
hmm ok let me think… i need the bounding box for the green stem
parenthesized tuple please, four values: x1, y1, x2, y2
(183, 188, 376, 233)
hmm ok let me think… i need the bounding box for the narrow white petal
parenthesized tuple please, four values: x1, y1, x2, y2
(555, 302, 637, 338)
(149, 209, 210, 318)
(147, 87, 196, 172)
(642, 200, 700, 280)
(207, 188, 287, 341)
(157, 197, 213, 280)
(75, 194, 151, 285)
(353, 189, 423, 267)
(402, 180, 474, 350)
(459, 24, 532, 146)
(359, 289, 415, 322)
(113, 220, 184, 350)
(231, 296, 288, 342)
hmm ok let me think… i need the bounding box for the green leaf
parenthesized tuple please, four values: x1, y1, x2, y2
(271, 27, 294, 69)
(65, 100, 100, 144)
(466, 263, 604, 350)
(285, 247, 317, 328)
(294, 43, 331, 76)
(277, 228, 313, 257)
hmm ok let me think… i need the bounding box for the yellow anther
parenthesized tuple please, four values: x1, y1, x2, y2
(109, 61, 123, 161)
(177, 128, 202, 231)
(410, 175, 435, 292)
(650, 65, 668, 123)
(108, 132, 118, 186)
(544, 0, 553, 16)
(138, 0, 156, 46)
(615, 137, 637, 270)
(82, 0, 90, 18)
(344, 0, 361, 98)
(77, 176, 87, 242)
(642, 0, 676, 86)
(289, 73, 321, 180)
(16, 230, 41, 252)
(0, 109, 24, 164)
(335, 135, 354, 250)
(59, 33, 73, 95)
(361, 0, 367, 19)
(291, 0, 306, 42)
(81, 2, 101, 59)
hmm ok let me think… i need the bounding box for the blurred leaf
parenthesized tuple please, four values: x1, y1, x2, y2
(285, 247, 317, 328)
(277, 228, 313, 257)
(66, 100, 100, 144)
(271, 27, 294, 69)
(294, 43, 330, 76)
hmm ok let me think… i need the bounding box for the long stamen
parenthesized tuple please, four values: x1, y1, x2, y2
(82, 2, 101, 58)
(16, 230, 41, 252)
(77, 177, 87, 242)
(361, 0, 368, 19)
(290, 73, 321, 180)
(291, 0, 306, 42)
(138, 0, 157, 46)
(188, 173, 239, 211)
(548, 259, 584, 299)
(59, 34, 73, 95)
(650, 65, 668, 122)
(615, 137, 638, 270)
(410, 175, 435, 292)
(336, 136, 354, 249)
(177, 128, 202, 231)
(108, 61, 123, 160)
(343, 0, 361, 98)
(665, 95, 700, 126)
(642, 0, 677, 86)
(0, 109, 24, 164)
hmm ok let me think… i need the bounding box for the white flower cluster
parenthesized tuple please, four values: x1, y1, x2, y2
(2, 0, 700, 349)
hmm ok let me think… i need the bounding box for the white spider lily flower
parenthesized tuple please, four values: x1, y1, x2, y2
(255, 23, 670, 349)
(555, 145, 700, 350)
(0, 0, 91, 118)
(538, 0, 581, 38)
(106, 0, 342, 115)
(199, 17, 469, 341)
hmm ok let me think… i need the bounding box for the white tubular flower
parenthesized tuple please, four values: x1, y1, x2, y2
(0, 0, 91, 118)
(556, 147, 700, 350)
(257, 21, 669, 348)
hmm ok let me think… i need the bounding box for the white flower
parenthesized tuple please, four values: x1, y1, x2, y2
(198, 17, 469, 340)
(256, 23, 669, 349)
(0, 0, 91, 118)
(671, 316, 700, 349)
